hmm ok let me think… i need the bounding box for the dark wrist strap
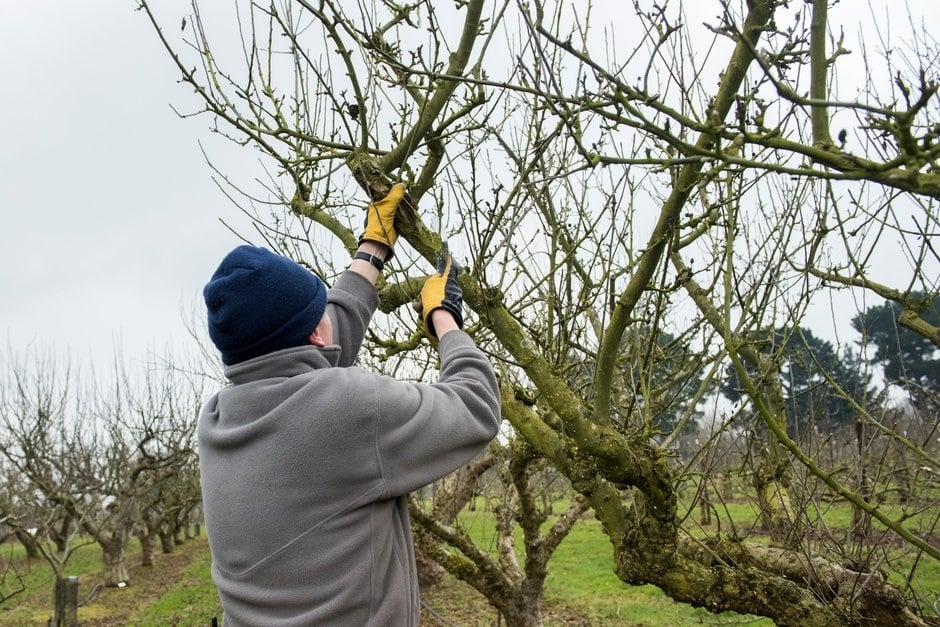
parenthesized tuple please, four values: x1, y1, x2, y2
(354, 251, 385, 272)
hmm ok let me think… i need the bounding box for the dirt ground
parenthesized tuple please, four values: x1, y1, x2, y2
(420, 576, 603, 626)
(14, 537, 608, 626)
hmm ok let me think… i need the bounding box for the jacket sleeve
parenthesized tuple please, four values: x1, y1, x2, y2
(375, 330, 501, 497)
(325, 270, 379, 367)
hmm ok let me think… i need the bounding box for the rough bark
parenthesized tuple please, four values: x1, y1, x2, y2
(13, 528, 40, 559)
(156, 530, 173, 554)
(136, 530, 156, 567)
(101, 538, 130, 587)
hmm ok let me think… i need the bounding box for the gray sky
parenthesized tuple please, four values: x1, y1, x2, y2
(1, 1, 250, 370)
(1, 2, 936, 373)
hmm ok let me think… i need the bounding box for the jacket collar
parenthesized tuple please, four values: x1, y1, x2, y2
(223, 344, 341, 384)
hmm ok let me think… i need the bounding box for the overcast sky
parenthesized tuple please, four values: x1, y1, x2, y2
(1, 2, 936, 374)
(0, 1, 254, 371)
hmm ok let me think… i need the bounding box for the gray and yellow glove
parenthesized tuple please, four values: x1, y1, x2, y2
(419, 255, 464, 341)
(360, 183, 405, 260)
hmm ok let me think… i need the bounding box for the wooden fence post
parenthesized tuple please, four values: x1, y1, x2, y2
(50, 576, 78, 627)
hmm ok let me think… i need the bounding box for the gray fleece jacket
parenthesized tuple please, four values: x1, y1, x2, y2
(198, 270, 500, 626)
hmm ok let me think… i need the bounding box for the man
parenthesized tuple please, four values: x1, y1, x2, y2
(198, 183, 501, 626)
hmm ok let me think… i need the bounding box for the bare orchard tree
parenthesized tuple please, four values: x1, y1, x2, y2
(79, 358, 201, 584)
(137, 447, 201, 560)
(1, 348, 202, 587)
(139, 0, 938, 624)
(0, 348, 98, 594)
(134, 368, 202, 564)
(0, 464, 41, 560)
(412, 439, 589, 626)
(411, 445, 498, 589)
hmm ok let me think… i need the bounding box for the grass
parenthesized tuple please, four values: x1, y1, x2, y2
(678, 490, 940, 613)
(1, 522, 770, 626)
(0, 535, 221, 626)
(542, 517, 774, 626)
(1, 538, 111, 625)
(125, 539, 222, 626)
(450, 504, 773, 626)
(2, 494, 937, 625)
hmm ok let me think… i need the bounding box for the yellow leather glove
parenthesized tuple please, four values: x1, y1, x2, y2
(419, 255, 464, 341)
(360, 183, 405, 260)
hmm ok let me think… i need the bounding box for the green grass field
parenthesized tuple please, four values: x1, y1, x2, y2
(0, 536, 223, 626)
(1, 525, 770, 626)
(541, 517, 774, 625)
(2, 496, 937, 625)
(450, 504, 774, 625)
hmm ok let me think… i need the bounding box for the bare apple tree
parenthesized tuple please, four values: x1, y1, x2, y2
(1, 347, 202, 588)
(138, 0, 938, 624)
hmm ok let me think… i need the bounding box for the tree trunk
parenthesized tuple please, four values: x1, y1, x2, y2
(159, 530, 176, 554)
(751, 380, 801, 549)
(490, 584, 544, 627)
(414, 545, 445, 589)
(699, 484, 712, 526)
(14, 528, 40, 559)
(851, 418, 872, 539)
(138, 531, 156, 567)
(754, 473, 799, 547)
(101, 540, 130, 586)
(416, 456, 495, 589)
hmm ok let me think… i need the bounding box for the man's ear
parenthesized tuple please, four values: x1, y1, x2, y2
(309, 328, 326, 347)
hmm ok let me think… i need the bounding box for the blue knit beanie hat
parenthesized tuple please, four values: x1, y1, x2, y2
(204, 245, 328, 365)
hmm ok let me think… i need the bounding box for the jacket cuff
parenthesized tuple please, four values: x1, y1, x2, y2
(331, 269, 380, 312)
